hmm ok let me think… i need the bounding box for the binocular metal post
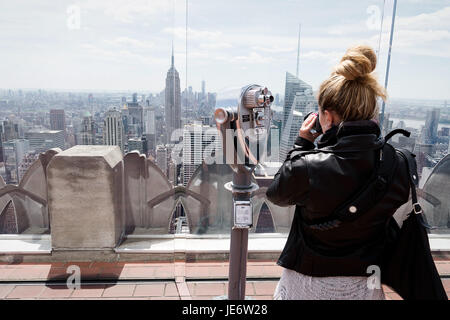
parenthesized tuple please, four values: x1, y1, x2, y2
(227, 168, 257, 300)
(228, 212, 249, 300)
(214, 84, 273, 300)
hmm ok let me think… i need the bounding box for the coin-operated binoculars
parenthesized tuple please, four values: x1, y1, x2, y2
(214, 85, 273, 300)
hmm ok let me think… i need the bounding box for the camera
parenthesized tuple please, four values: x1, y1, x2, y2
(304, 111, 323, 135)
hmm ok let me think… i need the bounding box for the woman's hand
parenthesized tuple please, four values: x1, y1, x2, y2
(299, 113, 321, 143)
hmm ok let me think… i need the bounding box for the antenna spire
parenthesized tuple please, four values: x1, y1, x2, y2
(171, 41, 174, 68)
(380, 0, 398, 131)
(296, 23, 301, 78)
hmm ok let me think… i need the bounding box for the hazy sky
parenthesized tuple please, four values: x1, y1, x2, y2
(0, 0, 449, 100)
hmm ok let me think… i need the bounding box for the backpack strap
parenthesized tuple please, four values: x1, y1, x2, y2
(396, 148, 435, 230)
(335, 143, 398, 222)
(385, 129, 410, 142)
(290, 128, 408, 161)
(302, 143, 396, 230)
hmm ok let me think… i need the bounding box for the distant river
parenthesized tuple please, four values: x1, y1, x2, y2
(390, 117, 449, 131)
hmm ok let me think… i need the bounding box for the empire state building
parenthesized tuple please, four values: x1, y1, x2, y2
(164, 47, 181, 143)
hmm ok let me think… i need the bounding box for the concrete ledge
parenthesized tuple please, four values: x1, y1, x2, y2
(429, 235, 450, 251)
(115, 234, 287, 255)
(1, 234, 449, 263)
(116, 233, 450, 254)
(0, 234, 51, 255)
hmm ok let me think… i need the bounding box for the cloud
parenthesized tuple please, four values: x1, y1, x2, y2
(80, 43, 165, 65)
(323, 6, 450, 58)
(199, 42, 233, 50)
(82, 0, 174, 23)
(227, 52, 274, 64)
(104, 37, 155, 49)
(397, 6, 450, 30)
(0, 0, 448, 98)
(396, 29, 450, 45)
(163, 27, 234, 66)
(370, 7, 450, 58)
(327, 22, 368, 36)
(251, 46, 295, 54)
(164, 27, 222, 41)
(326, 6, 450, 34)
(301, 50, 342, 63)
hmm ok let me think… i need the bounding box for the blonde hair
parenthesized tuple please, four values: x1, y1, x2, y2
(318, 45, 387, 121)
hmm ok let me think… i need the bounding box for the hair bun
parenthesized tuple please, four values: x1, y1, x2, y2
(335, 45, 377, 80)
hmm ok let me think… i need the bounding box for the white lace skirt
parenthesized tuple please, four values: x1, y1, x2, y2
(273, 268, 385, 300)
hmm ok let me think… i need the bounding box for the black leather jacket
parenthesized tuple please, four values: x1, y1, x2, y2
(266, 120, 410, 277)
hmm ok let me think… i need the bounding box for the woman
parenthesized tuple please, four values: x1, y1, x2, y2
(267, 45, 411, 300)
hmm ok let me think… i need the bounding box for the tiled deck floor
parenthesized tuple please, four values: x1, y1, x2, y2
(0, 260, 449, 300)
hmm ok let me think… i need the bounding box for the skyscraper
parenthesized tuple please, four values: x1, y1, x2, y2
(50, 109, 66, 131)
(182, 122, 218, 186)
(103, 109, 124, 153)
(0, 124, 4, 163)
(127, 138, 145, 154)
(280, 72, 318, 160)
(144, 107, 156, 135)
(79, 112, 96, 145)
(88, 93, 94, 115)
(424, 108, 441, 144)
(2, 120, 19, 142)
(268, 124, 281, 163)
(18, 151, 39, 182)
(202, 80, 206, 100)
(144, 106, 156, 154)
(165, 47, 181, 144)
(3, 139, 30, 184)
(127, 94, 144, 138)
(24, 129, 65, 152)
(156, 144, 169, 176)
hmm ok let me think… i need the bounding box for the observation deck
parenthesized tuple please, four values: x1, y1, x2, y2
(0, 145, 448, 300)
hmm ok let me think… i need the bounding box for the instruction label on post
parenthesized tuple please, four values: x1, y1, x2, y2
(234, 201, 253, 228)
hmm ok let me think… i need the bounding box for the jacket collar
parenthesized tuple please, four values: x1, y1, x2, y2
(318, 120, 383, 151)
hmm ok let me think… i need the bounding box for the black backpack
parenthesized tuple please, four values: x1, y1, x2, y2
(380, 132, 447, 300)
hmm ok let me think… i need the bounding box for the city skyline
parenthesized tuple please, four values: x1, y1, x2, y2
(0, 1, 449, 192)
(0, 0, 449, 100)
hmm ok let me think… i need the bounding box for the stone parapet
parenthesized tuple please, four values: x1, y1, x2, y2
(47, 146, 124, 250)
